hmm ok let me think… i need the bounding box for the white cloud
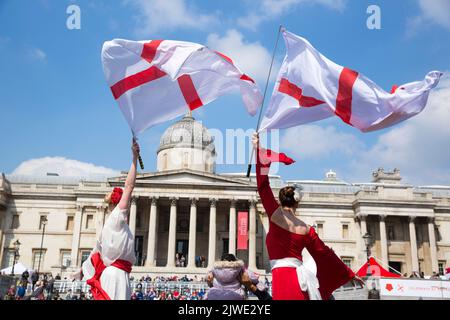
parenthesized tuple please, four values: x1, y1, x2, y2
(124, 0, 217, 35)
(408, 0, 450, 35)
(237, 0, 346, 31)
(12, 157, 120, 178)
(281, 125, 363, 159)
(28, 47, 47, 62)
(206, 29, 277, 84)
(418, 0, 450, 30)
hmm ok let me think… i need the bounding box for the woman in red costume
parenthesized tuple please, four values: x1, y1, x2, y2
(73, 139, 140, 300)
(253, 133, 363, 300)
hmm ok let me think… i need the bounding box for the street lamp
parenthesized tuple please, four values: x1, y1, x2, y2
(363, 232, 372, 277)
(10, 239, 21, 276)
(37, 216, 48, 277)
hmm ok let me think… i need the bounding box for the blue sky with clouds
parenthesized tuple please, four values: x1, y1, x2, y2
(1, 0, 449, 185)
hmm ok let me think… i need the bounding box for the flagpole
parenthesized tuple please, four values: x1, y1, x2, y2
(131, 130, 145, 170)
(246, 25, 284, 178)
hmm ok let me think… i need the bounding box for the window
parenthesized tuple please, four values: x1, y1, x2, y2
(3, 250, 15, 268)
(317, 223, 324, 238)
(387, 225, 395, 240)
(342, 258, 352, 269)
(60, 251, 71, 268)
(10, 215, 20, 229)
(39, 215, 48, 230)
(66, 216, 74, 231)
(32, 250, 45, 270)
(85, 214, 94, 229)
(342, 224, 349, 239)
(80, 251, 91, 265)
(438, 261, 445, 275)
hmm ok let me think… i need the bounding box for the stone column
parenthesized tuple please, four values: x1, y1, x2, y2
(129, 197, 138, 236)
(427, 217, 439, 273)
(145, 197, 158, 267)
(207, 198, 217, 268)
(359, 214, 368, 236)
(228, 199, 237, 256)
(357, 214, 368, 268)
(95, 205, 106, 239)
(187, 198, 198, 268)
(409, 216, 419, 273)
(70, 205, 83, 267)
(248, 199, 257, 270)
(166, 197, 177, 267)
(379, 215, 389, 264)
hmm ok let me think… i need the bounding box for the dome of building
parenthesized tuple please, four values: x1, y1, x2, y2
(156, 114, 216, 173)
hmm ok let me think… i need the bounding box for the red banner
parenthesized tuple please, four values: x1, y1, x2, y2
(237, 211, 248, 250)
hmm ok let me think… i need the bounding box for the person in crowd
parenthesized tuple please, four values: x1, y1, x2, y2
(201, 256, 206, 268)
(239, 270, 272, 301)
(16, 280, 27, 300)
(135, 284, 144, 300)
(31, 271, 39, 291)
(21, 270, 29, 283)
(45, 274, 55, 300)
(180, 254, 186, 268)
(175, 253, 181, 267)
(73, 139, 140, 300)
(368, 282, 380, 300)
(252, 133, 364, 300)
(206, 253, 247, 300)
(4, 285, 16, 300)
(55, 274, 61, 280)
(32, 281, 46, 300)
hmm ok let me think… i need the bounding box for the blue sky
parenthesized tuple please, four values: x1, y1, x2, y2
(1, 0, 449, 185)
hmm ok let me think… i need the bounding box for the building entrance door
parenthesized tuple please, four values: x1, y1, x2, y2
(134, 236, 144, 266)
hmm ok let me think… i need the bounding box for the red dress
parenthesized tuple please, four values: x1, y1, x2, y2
(256, 147, 355, 300)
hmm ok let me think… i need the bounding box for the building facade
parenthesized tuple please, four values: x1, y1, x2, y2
(1, 115, 449, 278)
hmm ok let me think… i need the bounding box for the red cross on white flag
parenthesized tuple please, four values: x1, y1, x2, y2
(102, 39, 263, 134)
(259, 30, 442, 133)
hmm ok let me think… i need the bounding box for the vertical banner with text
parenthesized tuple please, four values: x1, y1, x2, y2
(237, 211, 248, 250)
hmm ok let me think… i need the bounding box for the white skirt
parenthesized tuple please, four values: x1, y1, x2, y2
(99, 266, 131, 300)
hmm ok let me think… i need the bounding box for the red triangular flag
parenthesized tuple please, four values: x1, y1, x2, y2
(259, 148, 295, 165)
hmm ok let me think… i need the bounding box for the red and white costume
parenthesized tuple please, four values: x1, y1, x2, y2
(81, 206, 135, 300)
(256, 147, 355, 300)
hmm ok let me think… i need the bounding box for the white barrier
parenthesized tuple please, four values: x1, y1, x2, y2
(380, 278, 450, 299)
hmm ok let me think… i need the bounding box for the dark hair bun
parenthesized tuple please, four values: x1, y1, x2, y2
(284, 187, 295, 197)
(279, 186, 298, 208)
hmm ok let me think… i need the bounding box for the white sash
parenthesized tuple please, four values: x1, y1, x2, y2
(270, 257, 322, 300)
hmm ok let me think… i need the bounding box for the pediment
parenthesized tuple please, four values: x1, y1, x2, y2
(109, 169, 253, 187)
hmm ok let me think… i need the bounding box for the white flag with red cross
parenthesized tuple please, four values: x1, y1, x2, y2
(259, 30, 442, 133)
(102, 39, 262, 134)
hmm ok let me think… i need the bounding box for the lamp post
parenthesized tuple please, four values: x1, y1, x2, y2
(37, 216, 48, 277)
(363, 232, 372, 277)
(10, 239, 21, 276)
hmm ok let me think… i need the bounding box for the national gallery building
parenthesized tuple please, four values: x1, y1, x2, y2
(1, 115, 449, 278)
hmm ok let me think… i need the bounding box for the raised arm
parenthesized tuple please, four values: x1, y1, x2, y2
(253, 133, 279, 218)
(118, 139, 140, 210)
